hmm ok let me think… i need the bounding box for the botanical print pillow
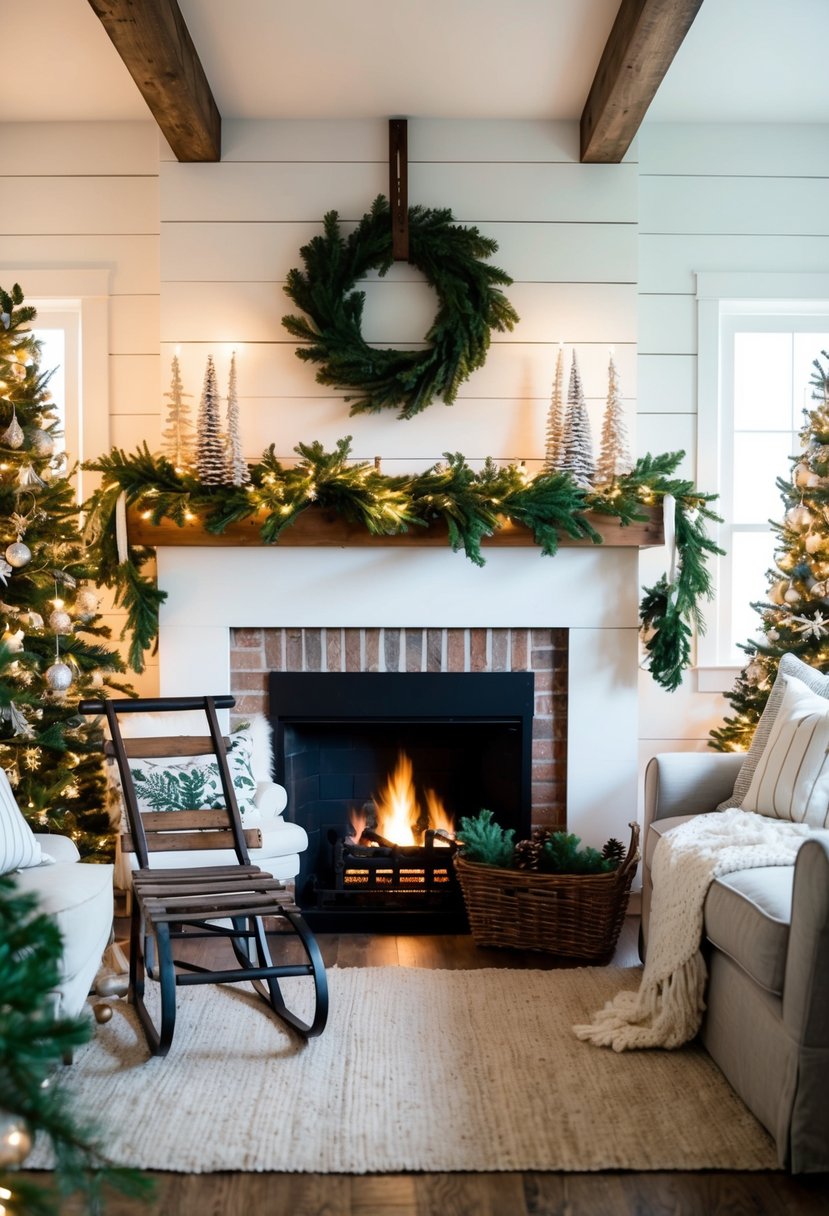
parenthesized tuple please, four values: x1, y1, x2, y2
(129, 727, 257, 818)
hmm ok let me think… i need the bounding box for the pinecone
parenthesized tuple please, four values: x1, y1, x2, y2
(601, 837, 625, 867)
(514, 829, 551, 871)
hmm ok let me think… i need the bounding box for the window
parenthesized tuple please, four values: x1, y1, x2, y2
(697, 273, 829, 690)
(4, 269, 110, 502)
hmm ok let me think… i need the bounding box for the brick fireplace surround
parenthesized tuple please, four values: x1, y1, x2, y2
(230, 626, 568, 832)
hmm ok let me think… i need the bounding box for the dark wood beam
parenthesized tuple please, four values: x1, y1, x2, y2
(580, 0, 703, 164)
(87, 0, 221, 162)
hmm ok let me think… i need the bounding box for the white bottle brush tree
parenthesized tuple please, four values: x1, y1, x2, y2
(596, 353, 632, 483)
(225, 352, 250, 487)
(161, 353, 195, 471)
(558, 350, 595, 487)
(196, 354, 227, 486)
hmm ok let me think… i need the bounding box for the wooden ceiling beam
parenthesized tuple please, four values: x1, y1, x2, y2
(580, 0, 704, 164)
(87, 0, 221, 162)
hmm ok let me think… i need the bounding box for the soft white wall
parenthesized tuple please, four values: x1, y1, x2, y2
(0, 120, 161, 693)
(636, 122, 829, 782)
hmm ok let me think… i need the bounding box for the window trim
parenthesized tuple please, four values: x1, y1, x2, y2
(0, 267, 109, 501)
(696, 271, 829, 693)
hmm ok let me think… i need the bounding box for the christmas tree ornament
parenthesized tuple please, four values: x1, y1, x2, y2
(17, 462, 45, 488)
(225, 351, 251, 487)
(558, 350, 595, 487)
(93, 1002, 114, 1024)
(0, 558, 12, 586)
(196, 354, 227, 485)
(161, 352, 195, 470)
(784, 586, 801, 603)
(0, 406, 23, 448)
(45, 661, 73, 691)
(806, 532, 823, 554)
(4, 539, 31, 568)
(48, 608, 72, 633)
(18, 610, 43, 629)
(0, 1111, 33, 1166)
(1, 628, 24, 653)
(73, 587, 99, 616)
(27, 426, 54, 457)
(785, 504, 813, 530)
(543, 344, 565, 472)
(8, 361, 26, 381)
(596, 352, 632, 482)
(768, 580, 789, 605)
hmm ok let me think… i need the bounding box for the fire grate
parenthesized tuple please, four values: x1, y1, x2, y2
(315, 828, 460, 912)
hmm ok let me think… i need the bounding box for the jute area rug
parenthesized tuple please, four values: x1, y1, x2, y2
(31, 966, 778, 1174)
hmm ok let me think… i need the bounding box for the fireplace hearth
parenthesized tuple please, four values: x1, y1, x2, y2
(270, 671, 534, 931)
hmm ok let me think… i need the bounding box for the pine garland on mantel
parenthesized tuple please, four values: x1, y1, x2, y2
(83, 440, 721, 691)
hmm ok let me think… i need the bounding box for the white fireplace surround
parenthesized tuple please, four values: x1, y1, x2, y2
(157, 545, 640, 846)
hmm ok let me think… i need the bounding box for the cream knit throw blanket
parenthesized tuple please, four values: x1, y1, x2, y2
(574, 808, 810, 1051)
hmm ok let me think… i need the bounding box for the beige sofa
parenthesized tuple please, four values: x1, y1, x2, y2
(642, 750, 829, 1174)
(13, 834, 113, 1020)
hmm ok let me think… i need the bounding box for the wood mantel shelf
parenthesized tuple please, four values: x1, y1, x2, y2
(126, 504, 664, 549)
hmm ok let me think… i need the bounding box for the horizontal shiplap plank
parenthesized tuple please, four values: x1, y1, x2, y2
(639, 232, 829, 295)
(639, 123, 829, 178)
(3, 177, 158, 235)
(161, 162, 638, 224)
(635, 414, 695, 476)
(640, 175, 829, 236)
(219, 118, 582, 164)
(110, 413, 161, 453)
(160, 342, 637, 409)
(109, 296, 160, 355)
(638, 354, 696, 415)
(0, 122, 159, 176)
(1, 234, 160, 295)
(162, 220, 636, 285)
(110, 354, 161, 414)
(638, 295, 696, 356)
(161, 280, 637, 345)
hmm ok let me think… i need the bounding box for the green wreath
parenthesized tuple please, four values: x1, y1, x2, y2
(282, 195, 520, 420)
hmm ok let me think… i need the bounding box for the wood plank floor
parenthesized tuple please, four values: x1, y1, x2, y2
(34, 919, 829, 1215)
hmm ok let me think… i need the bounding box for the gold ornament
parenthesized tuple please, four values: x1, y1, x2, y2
(805, 532, 823, 555)
(0, 1111, 33, 1166)
(784, 586, 801, 604)
(785, 504, 813, 531)
(93, 1002, 114, 1024)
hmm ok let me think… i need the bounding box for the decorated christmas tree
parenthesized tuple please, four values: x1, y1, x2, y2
(195, 354, 226, 485)
(0, 874, 150, 1214)
(225, 352, 250, 488)
(558, 350, 595, 487)
(160, 352, 195, 471)
(543, 345, 565, 473)
(0, 284, 130, 860)
(711, 348, 829, 751)
(595, 353, 632, 483)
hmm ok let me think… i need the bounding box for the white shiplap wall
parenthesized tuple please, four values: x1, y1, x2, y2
(158, 119, 638, 474)
(637, 122, 829, 777)
(0, 121, 161, 693)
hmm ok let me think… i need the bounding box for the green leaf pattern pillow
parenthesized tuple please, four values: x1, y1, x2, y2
(129, 727, 257, 818)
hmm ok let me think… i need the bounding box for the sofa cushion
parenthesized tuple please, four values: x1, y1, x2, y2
(0, 768, 47, 874)
(740, 674, 829, 827)
(128, 725, 258, 818)
(704, 867, 793, 996)
(720, 653, 829, 810)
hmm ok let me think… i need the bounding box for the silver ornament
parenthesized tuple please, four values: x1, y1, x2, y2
(45, 661, 73, 691)
(28, 428, 54, 457)
(18, 610, 43, 629)
(48, 609, 72, 634)
(5, 540, 31, 568)
(74, 588, 99, 615)
(0, 411, 23, 449)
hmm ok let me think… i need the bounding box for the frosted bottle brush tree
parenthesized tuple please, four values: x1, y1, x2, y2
(196, 354, 227, 486)
(0, 284, 131, 860)
(711, 348, 829, 751)
(557, 351, 595, 487)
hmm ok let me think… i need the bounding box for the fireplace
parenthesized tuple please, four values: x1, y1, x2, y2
(270, 671, 534, 930)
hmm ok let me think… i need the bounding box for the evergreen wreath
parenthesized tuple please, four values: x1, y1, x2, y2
(282, 195, 520, 420)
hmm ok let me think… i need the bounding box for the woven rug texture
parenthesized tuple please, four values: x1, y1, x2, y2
(30, 966, 777, 1174)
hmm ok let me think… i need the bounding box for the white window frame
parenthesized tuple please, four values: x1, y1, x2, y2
(0, 267, 109, 501)
(696, 271, 829, 692)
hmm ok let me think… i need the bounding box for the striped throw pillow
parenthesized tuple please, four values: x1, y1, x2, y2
(741, 673, 829, 827)
(0, 768, 43, 874)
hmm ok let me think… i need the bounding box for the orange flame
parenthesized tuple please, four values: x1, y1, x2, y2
(349, 751, 453, 845)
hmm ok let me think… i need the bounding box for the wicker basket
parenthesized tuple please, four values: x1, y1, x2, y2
(454, 821, 640, 962)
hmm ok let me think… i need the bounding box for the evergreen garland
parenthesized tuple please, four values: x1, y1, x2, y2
(84, 441, 718, 692)
(282, 195, 520, 420)
(0, 875, 152, 1214)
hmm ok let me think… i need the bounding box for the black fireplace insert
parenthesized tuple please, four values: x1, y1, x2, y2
(269, 671, 534, 931)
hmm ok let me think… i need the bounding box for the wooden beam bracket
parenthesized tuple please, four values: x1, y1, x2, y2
(389, 118, 409, 260)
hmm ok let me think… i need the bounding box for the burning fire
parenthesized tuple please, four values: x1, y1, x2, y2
(349, 751, 453, 846)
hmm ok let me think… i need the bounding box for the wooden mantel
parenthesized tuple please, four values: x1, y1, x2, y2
(126, 504, 664, 549)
